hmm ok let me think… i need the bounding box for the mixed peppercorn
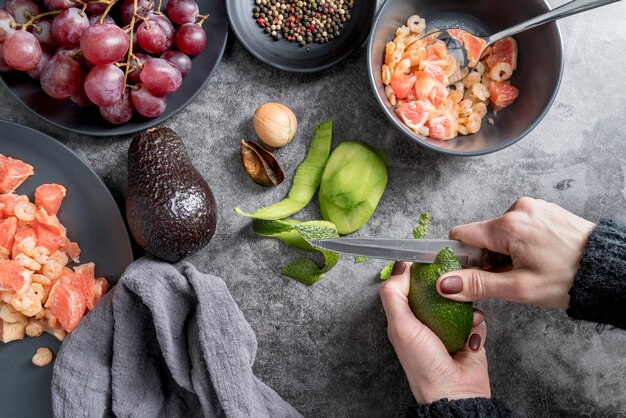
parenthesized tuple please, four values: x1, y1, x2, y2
(253, 0, 355, 46)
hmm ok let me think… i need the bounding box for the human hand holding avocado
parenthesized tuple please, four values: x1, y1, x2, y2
(379, 262, 490, 404)
(436, 197, 595, 307)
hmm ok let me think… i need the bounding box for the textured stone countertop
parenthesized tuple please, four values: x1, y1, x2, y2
(1, 0, 625, 416)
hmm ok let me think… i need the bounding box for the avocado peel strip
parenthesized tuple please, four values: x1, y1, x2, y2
(253, 219, 339, 285)
(235, 120, 333, 220)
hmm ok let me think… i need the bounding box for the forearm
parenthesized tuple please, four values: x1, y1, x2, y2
(408, 397, 511, 418)
(567, 219, 626, 329)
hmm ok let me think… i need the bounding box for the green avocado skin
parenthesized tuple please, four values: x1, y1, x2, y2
(408, 247, 473, 353)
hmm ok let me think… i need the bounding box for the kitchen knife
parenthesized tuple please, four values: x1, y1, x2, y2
(310, 238, 511, 269)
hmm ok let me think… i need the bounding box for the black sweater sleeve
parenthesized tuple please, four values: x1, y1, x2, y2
(407, 397, 512, 417)
(567, 219, 626, 329)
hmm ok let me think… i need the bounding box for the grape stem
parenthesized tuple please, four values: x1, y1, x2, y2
(123, 0, 139, 89)
(195, 13, 209, 26)
(97, 0, 120, 24)
(9, 10, 61, 31)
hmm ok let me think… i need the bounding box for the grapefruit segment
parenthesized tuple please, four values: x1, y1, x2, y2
(390, 74, 417, 100)
(0, 259, 32, 294)
(45, 281, 86, 332)
(0, 155, 34, 194)
(35, 184, 67, 216)
(397, 99, 435, 131)
(489, 81, 519, 111)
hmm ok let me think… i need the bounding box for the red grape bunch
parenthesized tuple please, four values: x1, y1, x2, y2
(0, 0, 209, 124)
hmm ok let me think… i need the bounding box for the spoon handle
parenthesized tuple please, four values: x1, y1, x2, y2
(488, 0, 623, 44)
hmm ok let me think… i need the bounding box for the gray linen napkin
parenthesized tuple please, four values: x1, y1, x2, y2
(51, 257, 302, 418)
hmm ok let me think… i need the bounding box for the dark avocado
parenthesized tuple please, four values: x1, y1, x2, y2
(126, 127, 217, 262)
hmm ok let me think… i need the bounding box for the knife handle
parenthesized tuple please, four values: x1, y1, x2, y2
(479, 250, 513, 271)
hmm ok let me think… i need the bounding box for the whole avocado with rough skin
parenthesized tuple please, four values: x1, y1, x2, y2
(126, 127, 217, 262)
(408, 247, 473, 353)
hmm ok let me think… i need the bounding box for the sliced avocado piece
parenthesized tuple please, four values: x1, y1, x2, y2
(319, 142, 388, 234)
(408, 247, 473, 353)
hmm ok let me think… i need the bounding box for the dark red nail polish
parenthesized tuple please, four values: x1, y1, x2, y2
(390, 261, 406, 276)
(468, 333, 481, 351)
(440, 276, 463, 294)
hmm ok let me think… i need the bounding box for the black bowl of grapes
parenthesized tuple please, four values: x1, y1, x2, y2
(0, 0, 227, 136)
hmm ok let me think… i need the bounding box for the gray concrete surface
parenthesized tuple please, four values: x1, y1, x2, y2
(1, 0, 625, 416)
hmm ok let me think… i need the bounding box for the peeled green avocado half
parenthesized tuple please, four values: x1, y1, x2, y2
(318, 142, 387, 234)
(408, 247, 473, 353)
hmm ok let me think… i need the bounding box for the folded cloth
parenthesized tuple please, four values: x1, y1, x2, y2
(52, 257, 302, 418)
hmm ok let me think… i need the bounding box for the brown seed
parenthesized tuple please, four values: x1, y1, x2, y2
(240, 140, 285, 187)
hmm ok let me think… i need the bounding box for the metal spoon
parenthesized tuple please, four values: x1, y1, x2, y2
(430, 0, 623, 83)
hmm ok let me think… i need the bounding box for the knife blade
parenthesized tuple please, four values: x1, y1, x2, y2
(310, 238, 510, 269)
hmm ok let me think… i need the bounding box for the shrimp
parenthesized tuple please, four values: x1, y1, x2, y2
(14, 201, 36, 222)
(25, 320, 45, 338)
(12, 236, 36, 258)
(15, 253, 41, 272)
(396, 24, 410, 38)
(466, 113, 482, 134)
(471, 83, 490, 102)
(11, 283, 45, 317)
(382, 64, 391, 85)
(475, 61, 486, 76)
(448, 88, 464, 104)
(393, 58, 411, 79)
(458, 99, 474, 117)
(385, 42, 396, 65)
(462, 71, 481, 88)
(407, 15, 426, 35)
(41, 260, 63, 281)
(490, 62, 513, 81)
(0, 302, 27, 323)
(472, 102, 488, 118)
(32, 246, 50, 265)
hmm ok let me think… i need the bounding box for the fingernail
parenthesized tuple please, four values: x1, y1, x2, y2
(390, 261, 406, 276)
(440, 276, 463, 294)
(468, 333, 481, 351)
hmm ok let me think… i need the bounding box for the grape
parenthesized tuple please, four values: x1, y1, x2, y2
(130, 83, 167, 117)
(139, 58, 181, 95)
(80, 24, 129, 65)
(136, 19, 168, 54)
(166, 0, 198, 25)
(27, 49, 50, 79)
(88, 14, 115, 26)
(175, 23, 206, 56)
(0, 9, 16, 42)
(85, 2, 106, 15)
(43, 0, 75, 11)
(40, 54, 83, 99)
(32, 19, 56, 51)
(55, 45, 89, 70)
(120, 0, 153, 25)
(5, 0, 40, 24)
(0, 44, 13, 73)
(84, 64, 125, 106)
(150, 14, 174, 50)
(70, 78, 94, 107)
(100, 89, 134, 124)
(161, 50, 191, 77)
(3, 30, 42, 71)
(51, 7, 89, 47)
(128, 52, 149, 83)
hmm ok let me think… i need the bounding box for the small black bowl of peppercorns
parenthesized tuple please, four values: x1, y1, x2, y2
(226, 0, 377, 73)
